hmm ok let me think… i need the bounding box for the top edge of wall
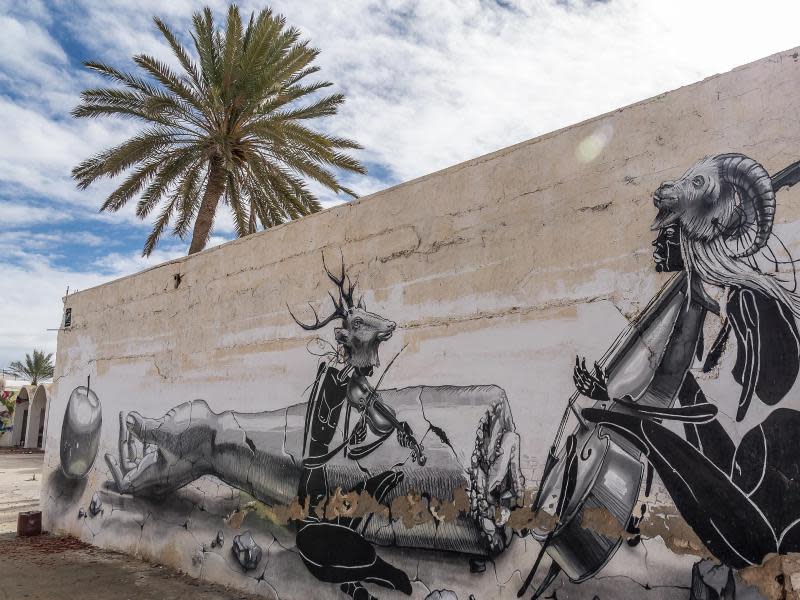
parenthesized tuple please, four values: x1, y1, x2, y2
(66, 44, 800, 301)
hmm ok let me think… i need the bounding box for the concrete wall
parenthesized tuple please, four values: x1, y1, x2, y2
(42, 48, 800, 599)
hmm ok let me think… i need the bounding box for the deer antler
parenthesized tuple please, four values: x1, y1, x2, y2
(287, 298, 346, 331)
(322, 252, 357, 309)
(287, 252, 356, 330)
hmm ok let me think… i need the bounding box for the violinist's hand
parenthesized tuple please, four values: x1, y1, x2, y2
(573, 356, 610, 402)
(396, 423, 413, 448)
(349, 417, 368, 445)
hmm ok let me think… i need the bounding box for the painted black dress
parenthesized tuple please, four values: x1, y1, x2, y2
(295, 363, 411, 600)
(582, 287, 800, 568)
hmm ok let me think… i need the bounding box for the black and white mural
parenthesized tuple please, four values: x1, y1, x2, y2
(43, 152, 800, 599)
(524, 153, 800, 599)
(57, 256, 525, 600)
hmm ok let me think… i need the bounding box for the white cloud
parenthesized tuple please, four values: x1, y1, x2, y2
(0, 257, 108, 369)
(0, 243, 189, 369)
(251, 0, 800, 183)
(92, 245, 184, 275)
(6, 0, 800, 213)
(0, 230, 106, 252)
(0, 201, 70, 227)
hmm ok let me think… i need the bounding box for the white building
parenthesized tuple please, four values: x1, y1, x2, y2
(0, 379, 50, 449)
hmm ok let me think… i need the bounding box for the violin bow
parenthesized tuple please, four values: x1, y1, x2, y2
(374, 343, 408, 391)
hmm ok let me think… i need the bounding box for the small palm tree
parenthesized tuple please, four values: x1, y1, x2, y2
(8, 350, 55, 386)
(72, 4, 365, 256)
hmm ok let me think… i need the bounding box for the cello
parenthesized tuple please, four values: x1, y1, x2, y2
(520, 270, 714, 598)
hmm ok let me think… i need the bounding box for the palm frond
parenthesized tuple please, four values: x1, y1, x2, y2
(153, 17, 205, 93)
(133, 54, 206, 115)
(172, 162, 206, 238)
(143, 188, 181, 256)
(191, 7, 220, 89)
(220, 5, 243, 98)
(225, 171, 250, 237)
(7, 350, 54, 385)
(100, 159, 163, 212)
(72, 128, 181, 189)
(136, 152, 199, 218)
(83, 60, 161, 96)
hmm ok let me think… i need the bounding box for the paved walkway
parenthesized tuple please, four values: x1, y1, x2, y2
(0, 450, 43, 533)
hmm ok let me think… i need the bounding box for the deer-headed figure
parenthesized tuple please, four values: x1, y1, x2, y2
(289, 255, 396, 370)
(290, 254, 425, 463)
(289, 255, 417, 600)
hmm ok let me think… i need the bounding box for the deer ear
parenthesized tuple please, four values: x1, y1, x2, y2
(357, 296, 365, 309)
(334, 327, 350, 345)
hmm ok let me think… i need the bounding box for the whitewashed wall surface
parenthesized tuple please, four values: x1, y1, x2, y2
(43, 47, 800, 600)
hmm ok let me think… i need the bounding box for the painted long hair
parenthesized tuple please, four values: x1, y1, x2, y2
(682, 231, 800, 316)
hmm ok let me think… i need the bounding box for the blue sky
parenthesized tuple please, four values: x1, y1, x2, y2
(2, 0, 800, 371)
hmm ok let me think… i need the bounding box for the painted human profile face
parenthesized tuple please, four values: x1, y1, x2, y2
(652, 224, 684, 272)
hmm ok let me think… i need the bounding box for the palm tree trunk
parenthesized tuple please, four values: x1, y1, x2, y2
(188, 154, 226, 255)
(248, 199, 257, 234)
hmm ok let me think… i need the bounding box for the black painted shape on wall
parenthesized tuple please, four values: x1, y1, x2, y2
(296, 523, 411, 594)
(726, 287, 800, 421)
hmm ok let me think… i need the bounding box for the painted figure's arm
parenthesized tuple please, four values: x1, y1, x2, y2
(105, 399, 298, 503)
(105, 387, 526, 556)
(573, 356, 717, 423)
(347, 375, 425, 463)
(345, 430, 392, 460)
(105, 400, 219, 497)
(573, 356, 610, 402)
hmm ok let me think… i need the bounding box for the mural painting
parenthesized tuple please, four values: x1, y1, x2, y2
(525, 153, 800, 599)
(57, 255, 525, 600)
(43, 151, 800, 599)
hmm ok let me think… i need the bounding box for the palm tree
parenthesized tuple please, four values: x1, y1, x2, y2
(8, 350, 55, 386)
(72, 5, 365, 256)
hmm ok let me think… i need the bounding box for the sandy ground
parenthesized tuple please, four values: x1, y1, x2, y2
(0, 451, 263, 599)
(0, 450, 43, 533)
(0, 533, 267, 600)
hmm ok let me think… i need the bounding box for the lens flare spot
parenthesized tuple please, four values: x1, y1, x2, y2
(576, 124, 613, 163)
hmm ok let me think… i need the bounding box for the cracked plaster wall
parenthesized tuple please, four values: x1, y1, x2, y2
(41, 48, 800, 599)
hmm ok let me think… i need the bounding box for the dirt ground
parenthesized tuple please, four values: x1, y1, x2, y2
(0, 533, 268, 600)
(0, 450, 264, 599)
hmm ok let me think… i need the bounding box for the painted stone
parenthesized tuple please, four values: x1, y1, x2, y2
(211, 530, 224, 548)
(60, 386, 102, 479)
(231, 531, 262, 571)
(89, 492, 103, 516)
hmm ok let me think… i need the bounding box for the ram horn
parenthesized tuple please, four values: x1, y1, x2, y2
(716, 153, 776, 257)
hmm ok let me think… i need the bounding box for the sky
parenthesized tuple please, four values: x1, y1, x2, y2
(2, 0, 800, 371)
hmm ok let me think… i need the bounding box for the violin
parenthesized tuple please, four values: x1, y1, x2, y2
(520, 271, 712, 598)
(346, 375, 427, 466)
